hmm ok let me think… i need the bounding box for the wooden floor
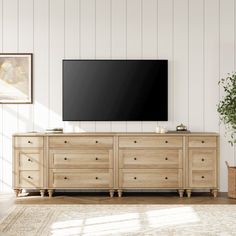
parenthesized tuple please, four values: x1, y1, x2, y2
(1, 191, 236, 221)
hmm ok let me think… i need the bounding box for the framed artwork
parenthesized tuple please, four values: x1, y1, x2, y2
(0, 53, 33, 103)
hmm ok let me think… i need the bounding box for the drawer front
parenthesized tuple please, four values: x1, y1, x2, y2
(49, 150, 112, 169)
(119, 136, 183, 148)
(49, 137, 113, 148)
(119, 149, 182, 168)
(189, 170, 216, 188)
(18, 151, 41, 170)
(188, 136, 217, 148)
(119, 169, 182, 188)
(189, 149, 216, 170)
(15, 137, 43, 148)
(18, 171, 41, 188)
(49, 169, 113, 188)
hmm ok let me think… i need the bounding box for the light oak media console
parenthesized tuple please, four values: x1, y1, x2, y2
(13, 132, 219, 198)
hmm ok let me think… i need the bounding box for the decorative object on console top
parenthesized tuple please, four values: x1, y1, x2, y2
(45, 128, 63, 133)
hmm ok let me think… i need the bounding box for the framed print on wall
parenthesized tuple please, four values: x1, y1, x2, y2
(0, 53, 33, 104)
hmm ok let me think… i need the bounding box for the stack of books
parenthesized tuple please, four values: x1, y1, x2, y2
(45, 128, 63, 134)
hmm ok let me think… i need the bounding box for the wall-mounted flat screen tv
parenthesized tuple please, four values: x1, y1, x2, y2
(63, 60, 168, 121)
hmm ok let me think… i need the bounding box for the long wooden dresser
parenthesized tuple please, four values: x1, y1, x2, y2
(12, 132, 219, 198)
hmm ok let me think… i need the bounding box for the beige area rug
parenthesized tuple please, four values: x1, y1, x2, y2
(1, 204, 236, 236)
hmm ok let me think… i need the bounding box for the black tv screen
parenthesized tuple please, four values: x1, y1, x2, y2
(63, 60, 168, 121)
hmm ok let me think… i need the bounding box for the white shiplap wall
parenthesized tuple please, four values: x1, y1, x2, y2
(0, 0, 235, 192)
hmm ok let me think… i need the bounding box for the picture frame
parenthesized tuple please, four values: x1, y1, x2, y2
(0, 53, 33, 104)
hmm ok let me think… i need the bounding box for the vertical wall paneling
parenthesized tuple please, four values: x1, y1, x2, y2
(79, 0, 96, 132)
(188, 0, 204, 131)
(95, 0, 111, 132)
(220, 0, 235, 191)
(157, 0, 174, 130)
(0, 0, 236, 192)
(18, 0, 34, 132)
(141, 0, 158, 132)
(173, 0, 189, 128)
(2, 0, 18, 192)
(111, 0, 127, 132)
(0, 0, 3, 192)
(64, 0, 80, 132)
(126, 0, 142, 132)
(49, 0, 64, 128)
(34, 0, 49, 131)
(204, 0, 220, 132)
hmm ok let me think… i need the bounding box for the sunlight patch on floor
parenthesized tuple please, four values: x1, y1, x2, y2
(50, 206, 199, 236)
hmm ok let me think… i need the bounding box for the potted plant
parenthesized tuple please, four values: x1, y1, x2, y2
(217, 72, 236, 198)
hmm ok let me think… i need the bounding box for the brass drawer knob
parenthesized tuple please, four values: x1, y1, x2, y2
(64, 177, 68, 180)
(134, 157, 137, 160)
(95, 140, 98, 143)
(134, 177, 137, 180)
(64, 140, 67, 144)
(201, 176, 205, 179)
(165, 177, 168, 180)
(201, 158, 205, 162)
(165, 157, 168, 160)
(201, 140, 205, 144)
(95, 157, 98, 160)
(95, 177, 98, 179)
(64, 157, 67, 160)
(165, 140, 168, 143)
(134, 140, 137, 143)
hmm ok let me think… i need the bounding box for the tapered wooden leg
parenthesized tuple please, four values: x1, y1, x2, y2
(48, 189, 54, 198)
(40, 190, 45, 197)
(14, 189, 20, 197)
(117, 190, 123, 198)
(212, 189, 218, 198)
(109, 190, 115, 198)
(186, 189, 192, 198)
(178, 189, 184, 198)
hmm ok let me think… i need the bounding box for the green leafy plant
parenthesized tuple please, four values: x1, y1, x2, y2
(217, 72, 236, 145)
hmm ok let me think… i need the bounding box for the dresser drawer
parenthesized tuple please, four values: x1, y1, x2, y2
(49, 150, 112, 169)
(119, 149, 182, 168)
(18, 171, 41, 188)
(119, 136, 183, 148)
(15, 137, 43, 148)
(189, 149, 216, 170)
(189, 170, 216, 188)
(188, 136, 217, 148)
(49, 169, 113, 188)
(17, 150, 42, 170)
(119, 169, 182, 188)
(49, 137, 113, 148)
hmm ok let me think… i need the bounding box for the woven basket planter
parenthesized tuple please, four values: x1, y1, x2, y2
(226, 161, 236, 198)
